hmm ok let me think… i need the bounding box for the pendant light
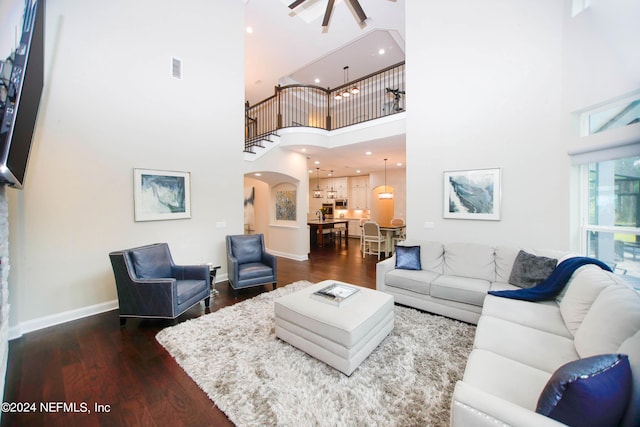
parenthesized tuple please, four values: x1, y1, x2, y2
(379, 158, 394, 199)
(313, 167, 323, 198)
(348, 65, 360, 95)
(335, 66, 359, 100)
(327, 170, 337, 199)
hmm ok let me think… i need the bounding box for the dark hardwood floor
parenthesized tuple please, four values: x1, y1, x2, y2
(2, 237, 384, 427)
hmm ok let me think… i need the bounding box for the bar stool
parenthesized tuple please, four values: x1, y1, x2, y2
(319, 228, 335, 245)
(333, 222, 347, 244)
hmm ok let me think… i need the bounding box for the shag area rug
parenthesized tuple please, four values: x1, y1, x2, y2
(156, 281, 476, 426)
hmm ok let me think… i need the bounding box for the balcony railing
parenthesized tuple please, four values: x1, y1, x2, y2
(245, 61, 405, 152)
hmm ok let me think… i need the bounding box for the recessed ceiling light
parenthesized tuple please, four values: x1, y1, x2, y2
(356, 170, 361, 173)
(254, 173, 261, 176)
(396, 162, 403, 166)
(314, 160, 320, 164)
(246, 27, 253, 34)
(314, 78, 320, 83)
(365, 151, 372, 155)
(378, 48, 385, 55)
(301, 148, 306, 152)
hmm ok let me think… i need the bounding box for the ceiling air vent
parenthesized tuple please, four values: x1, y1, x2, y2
(171, 57, 182, 79)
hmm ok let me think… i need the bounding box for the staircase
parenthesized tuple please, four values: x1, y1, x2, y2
(243, 132, 281, 161)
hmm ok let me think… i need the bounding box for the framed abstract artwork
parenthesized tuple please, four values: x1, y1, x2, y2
(244, 186, 256, 234)
(443, 168, 501, 220)
(133, 169, 191, 221)
(275, 189, 296, 221)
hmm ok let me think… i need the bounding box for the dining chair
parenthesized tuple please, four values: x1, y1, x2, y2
(359, 218, 368, 253)
(362, 221, 387, 260)
(390, 217, 405, 226)
(390, 217, 407, 249)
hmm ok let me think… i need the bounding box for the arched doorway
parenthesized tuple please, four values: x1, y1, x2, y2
(371, 185, 395, 224)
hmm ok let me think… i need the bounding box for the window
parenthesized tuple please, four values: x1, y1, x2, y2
(582, 156, 640, 277)
(580, 94, 640, 136)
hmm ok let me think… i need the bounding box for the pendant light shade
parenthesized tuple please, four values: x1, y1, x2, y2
(313, 167, 323, 198)
(379, 158, 394, 199)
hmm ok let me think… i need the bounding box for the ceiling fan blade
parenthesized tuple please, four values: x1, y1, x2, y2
(322, 0, 335, 26)
(346, 0, 367, 23)
(288, 0, 306, 9)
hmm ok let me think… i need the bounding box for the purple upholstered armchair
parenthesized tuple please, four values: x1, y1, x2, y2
(109, 243, 210, 326)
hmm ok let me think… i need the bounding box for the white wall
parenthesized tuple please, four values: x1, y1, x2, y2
(7, 0, 245, 336)
(563, 0, 640, 114)
(405, 0, 568, 249)
(243, 147, 310, 260)
(562, 0, 640, 156)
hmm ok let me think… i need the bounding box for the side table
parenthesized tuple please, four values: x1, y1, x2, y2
(209, 264, 221, 295)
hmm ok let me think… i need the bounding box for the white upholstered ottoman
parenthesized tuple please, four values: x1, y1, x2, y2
(274, 280, 394, 376)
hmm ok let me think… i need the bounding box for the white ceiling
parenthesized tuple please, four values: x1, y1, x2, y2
(245, 0, 406, 105)
(245, 0, 406, 179)
(293, 132, 406, 179)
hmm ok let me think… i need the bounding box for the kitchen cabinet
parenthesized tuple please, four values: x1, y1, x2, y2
(348, 219, 362, 238)
(309, 177, 346, 210)
(349, 176, 369, 209)
(334, 177, 348, 198)
(321, 177, 348, 200)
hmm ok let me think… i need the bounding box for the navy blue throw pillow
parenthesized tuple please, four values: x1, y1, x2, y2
(536, 354, 632, 427)
(395, 245, 421, 270)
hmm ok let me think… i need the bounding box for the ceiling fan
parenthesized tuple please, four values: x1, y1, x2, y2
(289, 0, 368, 27)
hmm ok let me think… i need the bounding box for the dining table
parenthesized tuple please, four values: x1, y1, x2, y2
(307, 219, 350, 247)
(377, 223, 406, 256)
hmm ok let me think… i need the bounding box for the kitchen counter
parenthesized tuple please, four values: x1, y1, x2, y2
(307, 219, 349, 247)
(307, 219, 349, 225)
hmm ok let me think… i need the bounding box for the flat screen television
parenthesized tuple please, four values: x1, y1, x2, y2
(0, 0, 44, 189)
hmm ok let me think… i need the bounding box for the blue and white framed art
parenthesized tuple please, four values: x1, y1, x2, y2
(134, 168, 191, 221)
(443, 168, 501, 220)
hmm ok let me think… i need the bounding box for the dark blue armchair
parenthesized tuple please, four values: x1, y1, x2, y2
(109, 243, 210, 326)
(226, 234, 277, 294)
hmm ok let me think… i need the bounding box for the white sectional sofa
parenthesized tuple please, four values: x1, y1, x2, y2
(452, 262, 640, 426)
(375, 240, 569, 324)
(375, 240, 640, 426)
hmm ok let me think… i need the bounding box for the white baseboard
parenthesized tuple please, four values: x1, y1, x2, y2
(266, 249, 308, 261)
(7, 271, 297, 339)
(9, 299, 119, 340)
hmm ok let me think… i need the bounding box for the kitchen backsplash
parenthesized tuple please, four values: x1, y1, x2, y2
(334, 209, 370, 219)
